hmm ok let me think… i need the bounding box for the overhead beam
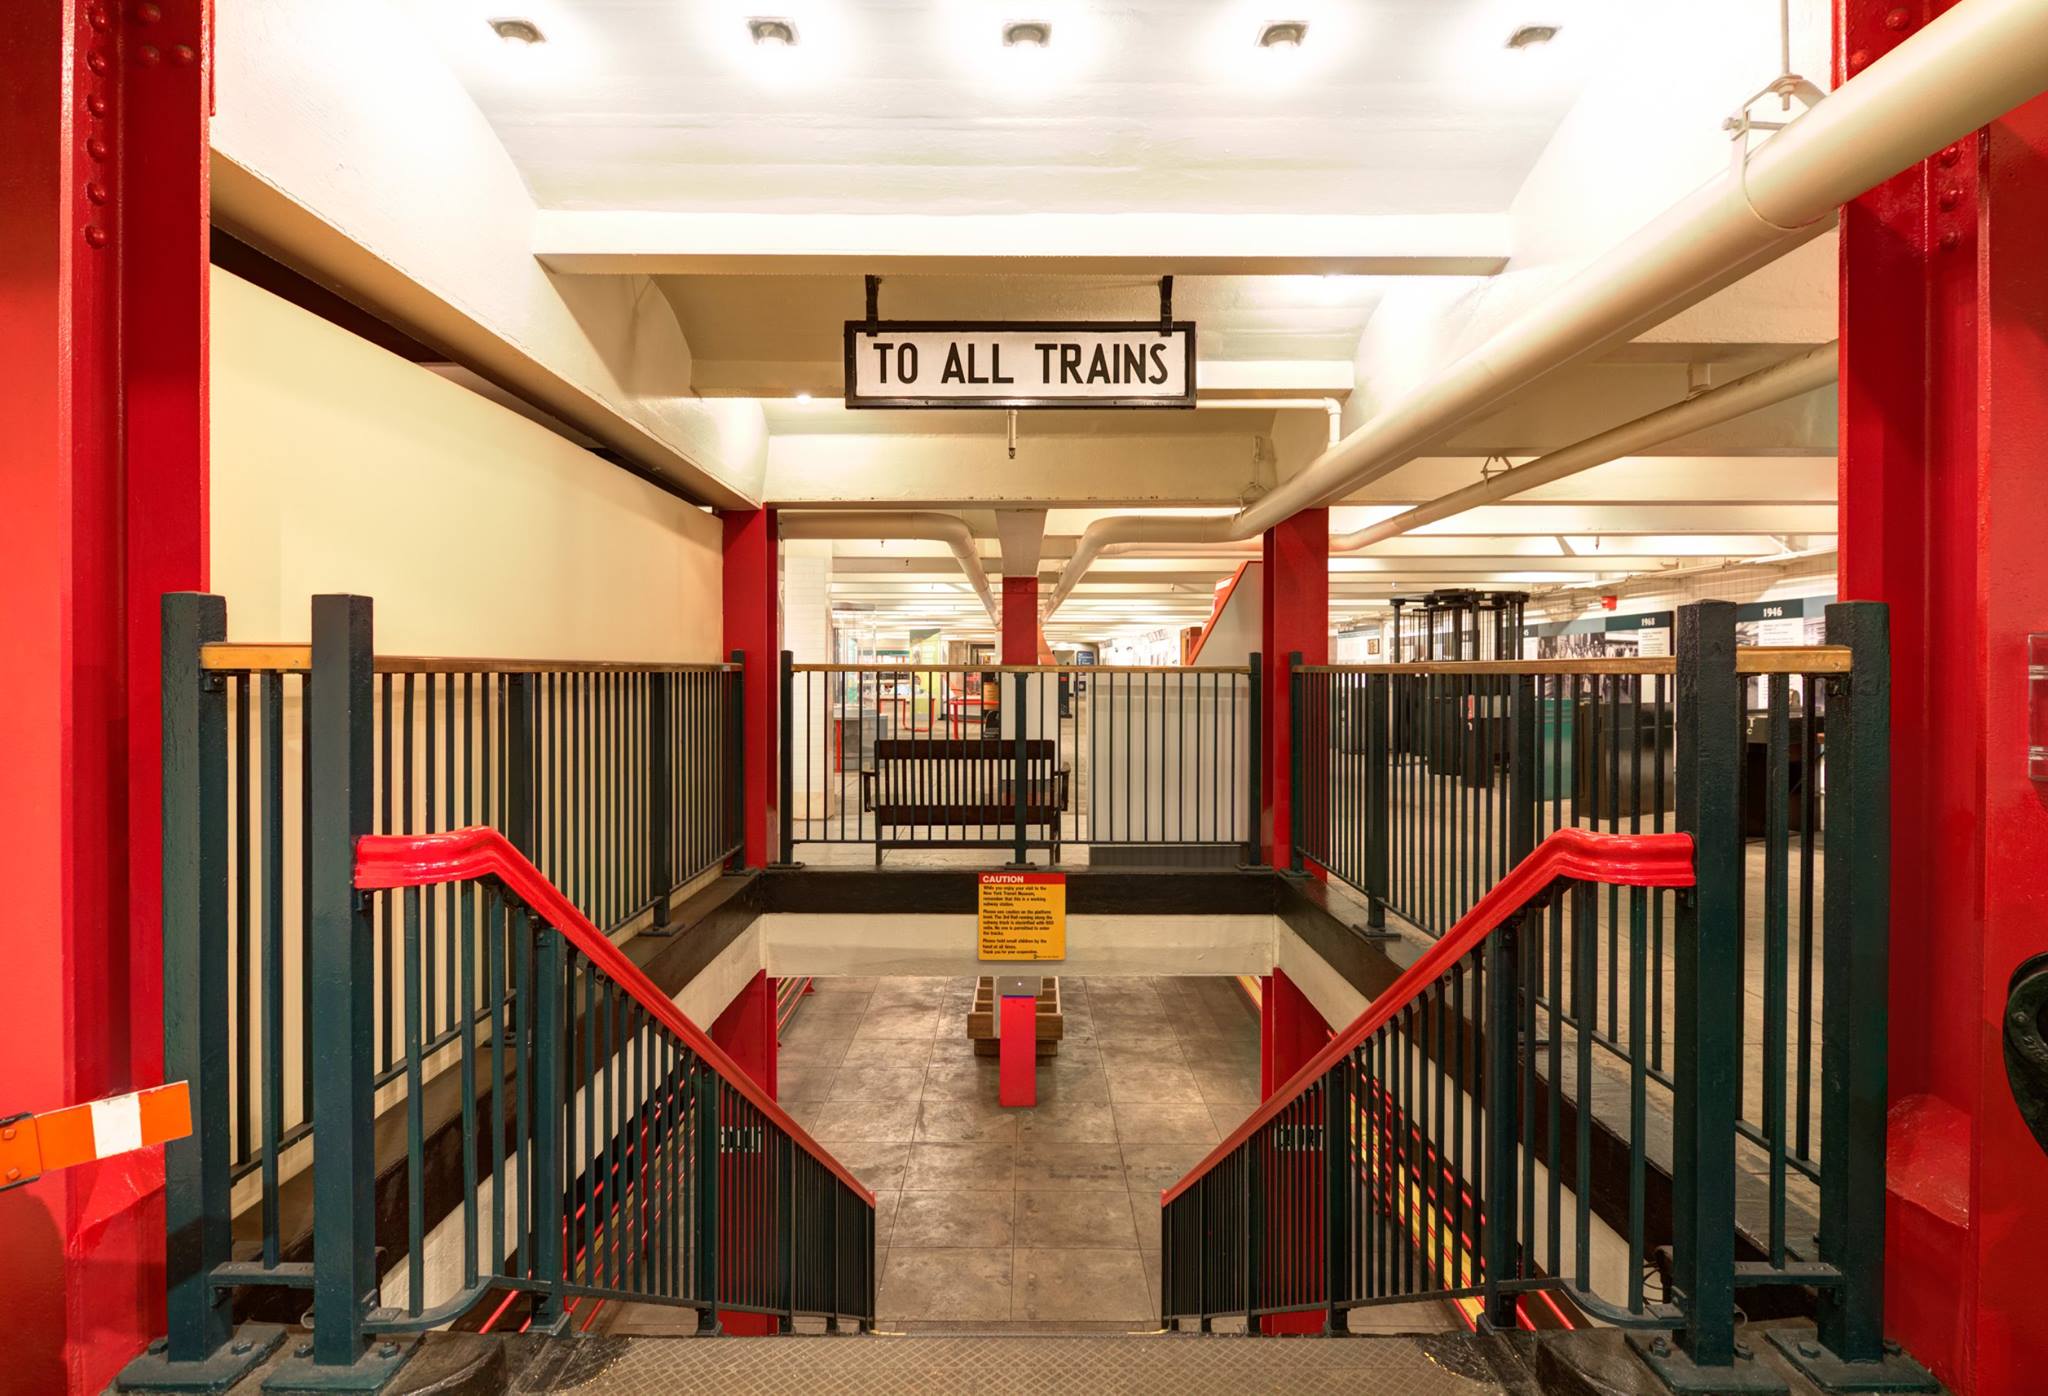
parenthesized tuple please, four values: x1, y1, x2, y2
(533, 211, 1512, 277)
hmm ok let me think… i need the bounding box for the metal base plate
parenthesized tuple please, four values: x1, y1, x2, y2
(1629, 1334, 1790, 1394)
(261, 1335, 418, 1394)
(1765, 1332, 1941, 1392)
(115, 1325, 287, 1394)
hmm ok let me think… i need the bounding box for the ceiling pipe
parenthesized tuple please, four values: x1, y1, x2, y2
(1331, 340, 1839, 552)
(1195, 398, 1343, 447)
(779, 511, 999, 624)
(1528, 545, 1839, 616)
(1043, 341, 1835, 581)
(1045, 0, 2048, 617)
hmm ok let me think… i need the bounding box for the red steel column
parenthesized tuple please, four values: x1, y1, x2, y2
(1261, 509, 1329, 867)
(0, 3, 210, 1392)
(709, 970, 779, 1335)
(1001, 575, 1040, 666)
(723, 509, 780, 867)
(998, 982, 1039, 1107)
(1836, 5, 2048, 1391)
(1257, 967, 1333, 1334)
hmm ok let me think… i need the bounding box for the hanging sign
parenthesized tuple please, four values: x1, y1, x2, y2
(977, 872, 1067, 961)
(845, 321, 1196, 409)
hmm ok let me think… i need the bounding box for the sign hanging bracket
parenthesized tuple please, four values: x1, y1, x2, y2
(1158, 276, 1173, 334)
(865, 274, 882, 324)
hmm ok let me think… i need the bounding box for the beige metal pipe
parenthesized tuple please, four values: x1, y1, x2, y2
(1331, 342, 1839, 552)
(779, 511, 999, 623)
(1046, 0, 2048, 616)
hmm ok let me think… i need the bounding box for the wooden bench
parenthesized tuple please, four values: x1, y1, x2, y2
(967, 976, 1063, 1058)
(859, 737, 1067, 864)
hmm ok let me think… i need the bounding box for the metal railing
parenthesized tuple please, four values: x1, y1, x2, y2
(1171, 601, 1901, 1385)
(354, 827, 875, 1340)
(145, 594, 853, 1391)
(782, 658, 1257, 864)
(1161, 827, 1694, 1332)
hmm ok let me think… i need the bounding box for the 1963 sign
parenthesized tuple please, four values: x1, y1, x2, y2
(845, 320, 1196, 409)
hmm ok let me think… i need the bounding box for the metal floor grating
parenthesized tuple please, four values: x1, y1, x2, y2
(507, 1332, 1528, 1396)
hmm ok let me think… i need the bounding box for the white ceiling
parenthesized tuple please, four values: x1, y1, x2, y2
(408, 0, 1617, 216)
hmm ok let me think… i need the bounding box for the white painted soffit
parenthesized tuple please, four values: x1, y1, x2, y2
(533, 212, 1511, 277)
(208, 0, 766, 508)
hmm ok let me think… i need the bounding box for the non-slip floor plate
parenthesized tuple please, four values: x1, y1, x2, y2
(510, 1333, 1519, 1396)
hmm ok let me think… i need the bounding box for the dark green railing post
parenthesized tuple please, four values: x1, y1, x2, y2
(160, 593, 232, 1362)
(507, 672, 536, 859)
(778, 1136, 797, 1332)
(1244, 653, 1264, 867)
(647, 671, 675, 929)
(1509, 674, 1539, 864)
(297, 594, 418, 1385)
(124, 596, 284, 1392)
(1481, 917, 1520, 1331)
(1323, 1065, 1351, 1331)
(1010, 670, 1030, 866)
(1641, 599, 1749, 1385)
(775, 650, 797, 866)
(727, 651, 747, 871)
(1287, 652, 1305, 873)
(528, 929, 568, 1334)
(1784, 602, 1929, 1386)
(694, 1071, 724, 1334)
(1365, 672, 1390, 927)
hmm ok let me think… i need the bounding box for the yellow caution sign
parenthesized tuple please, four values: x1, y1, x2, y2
(977, 872, 1066, 961)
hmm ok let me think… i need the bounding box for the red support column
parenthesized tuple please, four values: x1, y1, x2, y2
(0, 4, 210, 1391)
(710, 970, 779, 1336)
(1261, 509, 1329, 867)
(1837, 6, 2048, 1392)
(1257, 967, 1333, 1333)
(723, 508, 780, 867)
(1002, 576, 1041, 665)
(997, 980, 1039, 1107)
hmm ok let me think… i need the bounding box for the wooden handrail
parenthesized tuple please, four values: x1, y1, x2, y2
(1161, 826, 1695, 1208)
(1296, 645, 1849, 677)
(199, 643, 740, 675)
(353, 826, 875, 1208)
(791, 663, 1252, 674)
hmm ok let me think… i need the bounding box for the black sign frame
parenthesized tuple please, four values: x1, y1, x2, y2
(843, 319, 1199, 411)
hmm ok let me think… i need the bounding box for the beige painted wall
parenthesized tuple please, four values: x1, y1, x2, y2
(209, 266, 722, 659)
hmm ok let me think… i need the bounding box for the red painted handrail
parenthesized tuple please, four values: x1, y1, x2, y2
(1161, 826, 1694, 1207)
(355, 827, 876, 1207)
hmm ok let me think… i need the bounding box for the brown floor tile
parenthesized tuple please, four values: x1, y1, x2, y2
(808, 1098, 919, 1142)
(1014, 1099, 1117, 1144)
(1014, 1190, 1139, 1248)
(1119, 1142, 1216, 1191)
(915, 1098, 1019, 1144)
(828, 1061, 930, 1102)
(877, 1248, 1012, 1322)
(1011, 1248, 1153, 1322)
(1014, 1140, 1128, 1192)
(825, 1140, 911, 1193)
(903, 1140, 1015, 1190)
(892, 1190, 1015, 1247)
(1114, 1103, 1221, 1145)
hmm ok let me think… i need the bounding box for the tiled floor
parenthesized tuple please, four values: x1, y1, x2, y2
(781, 974, 1256, 1332)
(598, 975, 1453, 1336)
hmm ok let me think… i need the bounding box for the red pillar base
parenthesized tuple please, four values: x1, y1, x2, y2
(711, 971, 781, 1334)
(998, 984, 1038, 1107)
(1256, 967, 1334, 1333)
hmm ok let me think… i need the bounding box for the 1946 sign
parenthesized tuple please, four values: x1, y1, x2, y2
(845, 320, 1196, 409)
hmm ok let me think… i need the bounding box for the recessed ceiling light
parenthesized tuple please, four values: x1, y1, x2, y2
(488, 17, 545, 45)
(1506, 24, 1560, 50)
(1002, 21, 1052, 49)
(748, 17, 799, 47)
(794, 391, 813, 402)
(1257, 21, 1308, 49)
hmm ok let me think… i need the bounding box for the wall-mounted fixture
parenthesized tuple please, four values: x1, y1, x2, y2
(748, 17, 799, 47)
(1506, 24, 1560, 50)
(1257, 21, 1308, 49)
(2030, 633, 2048, 784)
(1003, 21, 1052, 49)
(487, 17, 545, 45)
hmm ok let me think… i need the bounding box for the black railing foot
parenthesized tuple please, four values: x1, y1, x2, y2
(766, 860, 805, 871)
(115, 1324, 285, 1393)
(1629, 1333, 1789, 1394)
(694, 1311, 722, 1337)
(1765, 1330, 1939, 1393)
(260, 1333, 417, 1394)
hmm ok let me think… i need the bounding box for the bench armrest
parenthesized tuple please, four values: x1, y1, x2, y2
(859, 768, 876, 812)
